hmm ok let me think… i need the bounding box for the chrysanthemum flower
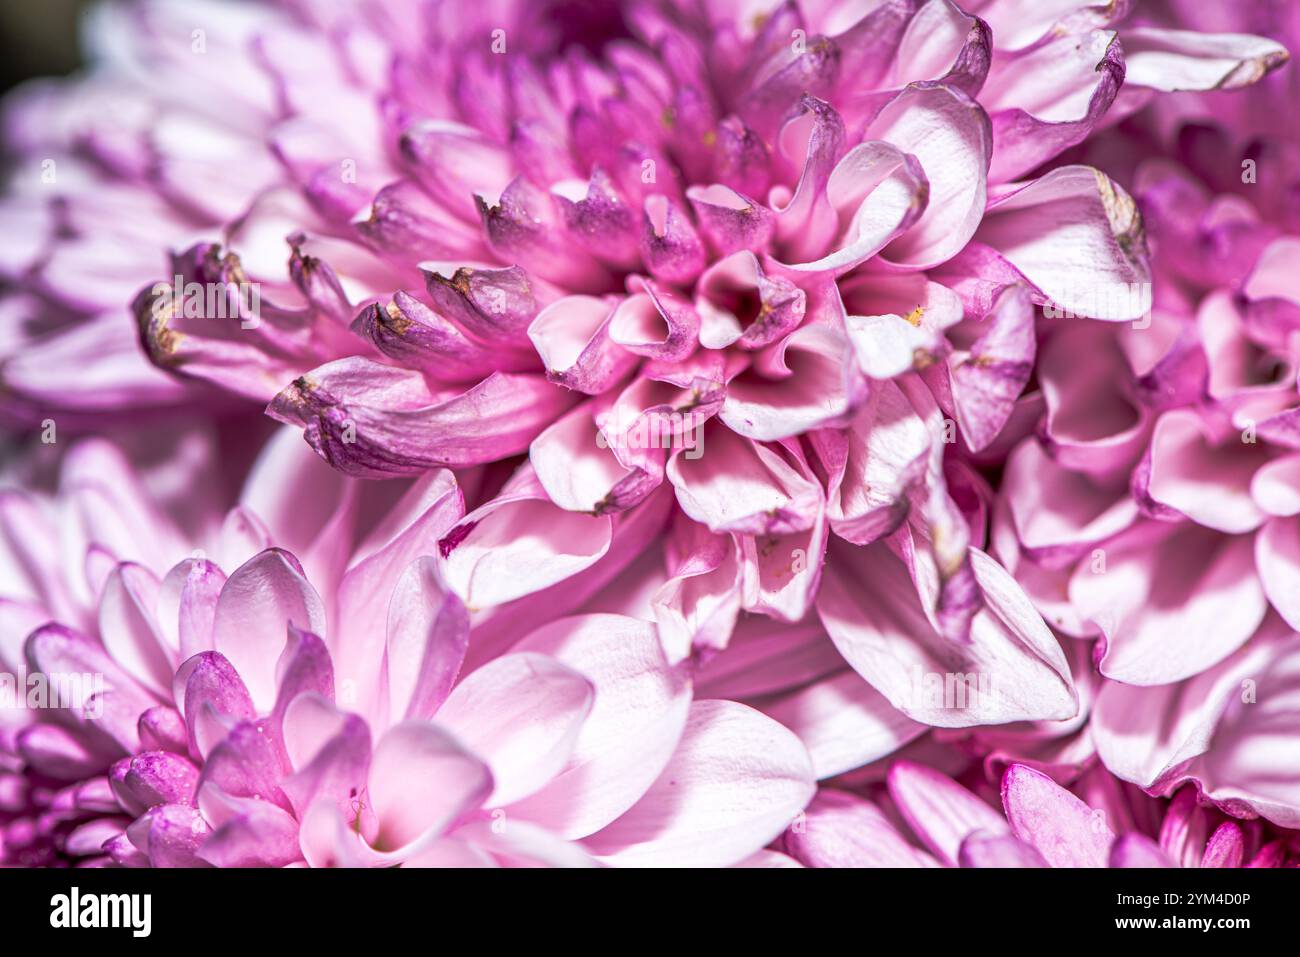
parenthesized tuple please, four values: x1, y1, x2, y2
(1, 0, 1296, 866)
(1, 431, 814, 866)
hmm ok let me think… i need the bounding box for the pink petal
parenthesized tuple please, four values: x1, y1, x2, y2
(817, 540, 1077, 726)
(1001, 764, 1112, 867)
(1146, 410, 1266, 534)
(982, 30, 1123, 182)
(1109, 833, 1175, 868)
(529, 403, 664, 515)
(528, 295, 640, 395)
(667, 428, 822, 535)
(783, 789, 936, 867)
(1122, 27, 1288, 93)
(975, 166, 1151, 321)
(870, 84, 991, 269)
(887, 760, 1009, 866)
(97, 563, 173, 697)
(763, 670, 926, 778)
(957, 832, 1049, 867)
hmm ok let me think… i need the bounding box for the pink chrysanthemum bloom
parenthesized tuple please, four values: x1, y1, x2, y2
(780, 761, 1300, 868)
(980, 3, 1300, 824)
(0, 0, 1295, 866)
(1, 431, 814, 867)
(128, 5, 1139, 711)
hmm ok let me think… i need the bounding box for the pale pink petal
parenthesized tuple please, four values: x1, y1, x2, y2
(211, 548, 327, 712)
(436, 653, 595, 806)
(763, 670, 926, 778)
(817, 539, 1077, 726)
(1122, 27, 1289, 93)
(870, 84, 991, 269)
(974, 166, 1151, 321)
(437, 468, 613, 608)
(1069, 521, 1266, 685)
(584, 700, 815, 867)
(367, 720, 493, 852)
(384, 557, 469, 724)
(506, 614, 692, 838)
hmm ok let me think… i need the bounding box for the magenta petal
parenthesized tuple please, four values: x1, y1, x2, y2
(398, 121, 512, 223)
(137, 706, 188, 754)
(135, 804, 211, 868)
(119, 750, 201, 809)
(422, 262, 546, 349)
(1109, 832, 1175, 868)
(696, 251, 805, 351)
(686, 184, 775, 257)
(356, 180, 489, 262)
(1001, 764, 1112, 868)
(280, 711, 371, 821)
(268, 357, 576, 476)
(479, 176, 614, 291)
(272, 626, 335, 730)
(352, 293, 536, 383)
(783, 789, 936, 868)
(196, 790, 302, 867)
(195, 719, 292, 812)
(887, 760, 1009, 866)
(1201, 821, 1245, 868)
(957, 832, 1049, 868)
(815, 380, 929, 545)
(17, 724, 111, 780)
(552, 169, 641, 270)
(177, 651, 256, 760)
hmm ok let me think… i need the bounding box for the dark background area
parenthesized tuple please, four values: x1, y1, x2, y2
(0, 0, 89, 96)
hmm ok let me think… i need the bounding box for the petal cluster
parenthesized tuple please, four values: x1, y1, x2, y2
(2, 0, 1298, 867)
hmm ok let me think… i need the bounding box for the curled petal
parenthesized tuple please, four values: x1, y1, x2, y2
(268, 357, 576, 477)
